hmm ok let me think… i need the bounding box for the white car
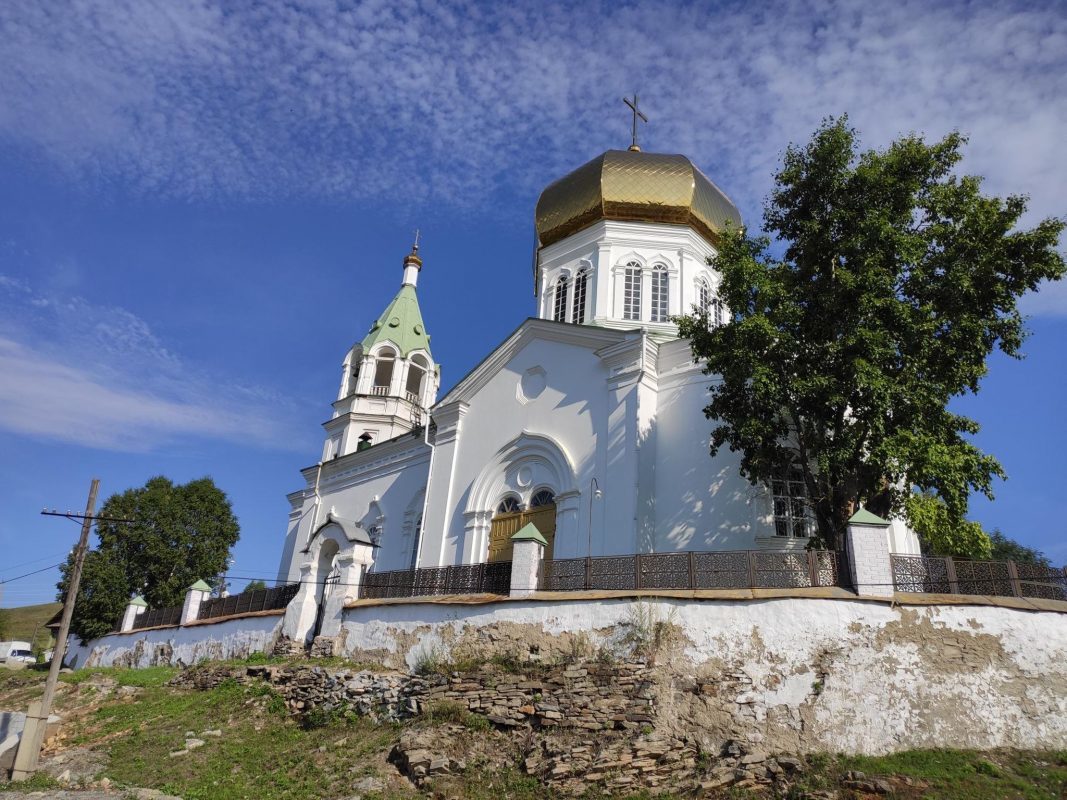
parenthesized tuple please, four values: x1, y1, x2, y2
(0, 641, 35, 665)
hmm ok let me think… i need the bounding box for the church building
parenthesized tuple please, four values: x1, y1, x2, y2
(275, 138, 920, 598)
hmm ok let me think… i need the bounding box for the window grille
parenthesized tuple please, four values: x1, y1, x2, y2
(623, 263, 641, 321)
(651, 266, 668, 322)
(698, 279, 711, 313)
(529, 488, 555, 507)
(572, 270, 588, 324)
(497, 496, 521, 514)
(772, 468, 811, 538)
(553, 275, 568, 322)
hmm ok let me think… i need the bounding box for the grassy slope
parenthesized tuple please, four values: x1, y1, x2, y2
(1, 665, 1065, 799)
(0, 603, 60, 651)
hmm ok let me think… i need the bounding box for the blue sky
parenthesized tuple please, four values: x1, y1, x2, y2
(1, 0, 1065, 605)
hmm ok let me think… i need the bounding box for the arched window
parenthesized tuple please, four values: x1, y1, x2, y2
(409, 514, 423, 570)
(623, 262, 642, 321)
(697, 279, 712, 313)
(553, 275, 568, 322)
(651, 265, 668, 322)
(406, 354, 428, 400)
(373, 347, 396, 391)
(496, 495, 522, 514)
(529, 488, 556, 508)
(571, 269, 588, 324)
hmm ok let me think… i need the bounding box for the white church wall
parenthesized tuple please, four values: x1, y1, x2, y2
(337, 596, 1067, 755)
(277, 440, 431, 582)
(66, 613, 283, 670)
(653, 339, 773, 552)
(423, 326, 648, 566)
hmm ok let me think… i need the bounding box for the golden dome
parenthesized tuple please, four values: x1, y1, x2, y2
(535, 149, 742, 249)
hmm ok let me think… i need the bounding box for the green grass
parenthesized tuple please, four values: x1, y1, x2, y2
(75, 678, 402, 799)
(0, 602, 61, 652)
(827, 749, 1067, 800)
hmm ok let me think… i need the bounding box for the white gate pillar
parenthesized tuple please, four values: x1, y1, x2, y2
(510, 522, 547, 598)
(846, 509, 894, 598)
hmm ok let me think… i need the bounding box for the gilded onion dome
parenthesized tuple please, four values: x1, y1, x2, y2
(535, 149, 742, 249)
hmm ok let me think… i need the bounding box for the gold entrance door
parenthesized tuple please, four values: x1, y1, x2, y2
(487, 503, 556, 563)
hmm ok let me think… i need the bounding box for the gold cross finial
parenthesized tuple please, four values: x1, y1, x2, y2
(623, 94, 648, 152)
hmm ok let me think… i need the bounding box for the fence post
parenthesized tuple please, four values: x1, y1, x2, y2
(807, 551, 818, 588)
(635, 554, 642, 590)
(844, 509, 894, 598)
(944, 557, 960, 595)
(585, 557, 592, 591)
(509, 522, 546, 598)
(747, 551, 756, 589)
(119, 595, 148, 632)
(1006, 560, 1023, 598)
(180, 580, 212, 625)
(688, 552, 696, 590)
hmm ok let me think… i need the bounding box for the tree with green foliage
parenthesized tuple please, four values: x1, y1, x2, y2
(678, 117, 1065, 549)
(987, 529, 1052, 567)
(58, 476, 240, 642)
(905, 492, 991, 559)
(242, 579, 268, 593)
(0, 609, 7, 641)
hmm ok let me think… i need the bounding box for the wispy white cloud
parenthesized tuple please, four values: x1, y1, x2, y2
(0, 276, 307, 452)
(0, 0, 1064, 311)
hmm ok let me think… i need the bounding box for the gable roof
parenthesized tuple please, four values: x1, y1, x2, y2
(436, 317, 634, 407)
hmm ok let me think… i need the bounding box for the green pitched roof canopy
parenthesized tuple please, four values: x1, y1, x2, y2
(848, 508, 890, 526)
(511, 522, 548, 546)
(129, 595, 148, 608)
(188, 579, 213, 592)
(360, 284, 432, 358)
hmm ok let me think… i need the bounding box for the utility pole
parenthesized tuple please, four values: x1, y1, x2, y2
(11, 478, 99, 781)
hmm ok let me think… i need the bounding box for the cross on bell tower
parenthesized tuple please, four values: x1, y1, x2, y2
(623, 94, 648, 152)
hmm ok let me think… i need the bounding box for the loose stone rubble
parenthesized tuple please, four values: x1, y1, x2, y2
(170, 659, 818, 795)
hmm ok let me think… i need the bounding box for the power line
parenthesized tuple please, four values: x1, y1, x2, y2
(2, 553, 70, 573)
(0, 563, 65, 585)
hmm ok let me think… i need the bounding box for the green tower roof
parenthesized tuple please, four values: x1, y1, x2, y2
(360, 284, 432, 358)
(129, 595, 148, 608)
(188, 579, 212, 592)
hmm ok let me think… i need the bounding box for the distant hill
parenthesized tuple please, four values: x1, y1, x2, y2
(1, 602, 62, 650)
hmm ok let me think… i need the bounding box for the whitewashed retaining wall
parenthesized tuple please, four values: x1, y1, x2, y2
(338, 596, 1067, 756)
(67, 614, 283, 669)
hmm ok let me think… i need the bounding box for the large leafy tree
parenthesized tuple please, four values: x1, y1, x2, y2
(58, 476, 240, 642)
(678, 117, 1065, 549)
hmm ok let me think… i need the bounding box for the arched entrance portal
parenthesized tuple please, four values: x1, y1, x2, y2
(488, 489, 556, 563)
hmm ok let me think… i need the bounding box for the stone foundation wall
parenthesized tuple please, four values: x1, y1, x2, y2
(338, 595, 1067, 756)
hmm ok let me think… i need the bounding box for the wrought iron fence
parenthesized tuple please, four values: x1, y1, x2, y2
(197, 582, 301, 621)
(541, 550, 843, 592)
(891, 554, 1067, 600)
(130, 605, 182, 630)
(359, 561, 513, 599)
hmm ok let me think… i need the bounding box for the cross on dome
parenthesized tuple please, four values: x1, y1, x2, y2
(623, 93, 648, 152)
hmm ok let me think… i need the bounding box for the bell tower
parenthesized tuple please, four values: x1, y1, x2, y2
(321, 239, 440, 459)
